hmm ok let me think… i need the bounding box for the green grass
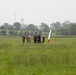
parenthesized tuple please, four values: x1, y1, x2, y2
(0, 37, 76, 75)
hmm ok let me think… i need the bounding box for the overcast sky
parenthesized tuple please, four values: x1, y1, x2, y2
(0, 0, 76, 25)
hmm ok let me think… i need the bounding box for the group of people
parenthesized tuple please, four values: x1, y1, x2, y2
(34, 34, 45, 43)
(22, 35, 31, 43)
(22, 34, 45, 44)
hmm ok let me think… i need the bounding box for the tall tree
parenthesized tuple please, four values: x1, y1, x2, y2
(62, 20, 71, 26)
(50, 21, 61, 34)
(0, 23, 13, 30)
(59, 28, 68, 35)
(1, 30, 6, 35)
(62, 20, 71, 34)
(0, 25, 5, 30)
(39, 22, 50, 32)
(9, 30, 14, 36)
(26, 24, 38, 31)
(70, 23, 76, 35)
(51, 21, 61, 29)
(4, 23, 9, 30)
(13, 22, 21, 30)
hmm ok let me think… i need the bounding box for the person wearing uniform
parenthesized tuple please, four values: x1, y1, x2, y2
(42, 35, 45, 43)
(22, 35, 25, 43)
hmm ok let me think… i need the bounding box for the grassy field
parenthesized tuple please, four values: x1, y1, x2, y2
(0, 36, 76, 75)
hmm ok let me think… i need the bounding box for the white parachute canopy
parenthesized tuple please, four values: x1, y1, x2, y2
(48, 29, 52, 43)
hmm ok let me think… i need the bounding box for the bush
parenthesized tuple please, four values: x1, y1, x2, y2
(9, 30, 14, 36)
(1, 30, 6, 36)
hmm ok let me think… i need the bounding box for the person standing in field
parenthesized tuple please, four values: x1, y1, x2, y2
(42, 35, 45, 43)
(34, 35, 37, 43)
(22, 35, 25, 43)
(26, 35, 31, 43)
(28, 35, 31, 43)
(37, 34, 41, 43)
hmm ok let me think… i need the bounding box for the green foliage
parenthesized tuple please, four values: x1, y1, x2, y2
(9, 30, 14, 36)
(13, 22, 21, 30)
(51, 21, 76, 35)
(14, 31, 18, 36)
(0, 23, 13, 30)
(59, 28, 68, 35)
(51, 21, 61, 31)
(0, 20, 76, 35)
(39, 22, 50, 32)
(24, 30, 30, 35)
(0, 31, 1, 35)
(1, 30, 6, 35)
(0, 37, 76, 75)
(0, 25, 5, 30)
(19, 31, 23, 36)
(70, 23, 76, 35)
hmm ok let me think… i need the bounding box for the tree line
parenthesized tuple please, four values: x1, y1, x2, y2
(0, 20, 76, 36)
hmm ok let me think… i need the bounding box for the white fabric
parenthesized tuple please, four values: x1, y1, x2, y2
(48, 29, 52, 40)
